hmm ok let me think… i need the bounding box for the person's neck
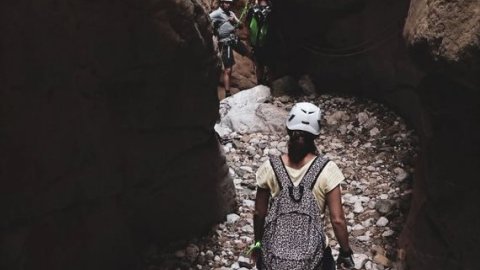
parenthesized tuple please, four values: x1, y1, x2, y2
(282, 153, 316, 169)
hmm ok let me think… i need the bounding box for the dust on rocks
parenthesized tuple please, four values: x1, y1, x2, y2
(143, 94, 419, 270)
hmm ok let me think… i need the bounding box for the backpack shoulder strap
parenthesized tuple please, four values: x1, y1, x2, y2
(268, 155, 291, 190)
(302, 155, 330, 190)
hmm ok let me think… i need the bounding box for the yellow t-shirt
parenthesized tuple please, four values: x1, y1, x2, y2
(256, 157, 345, 213)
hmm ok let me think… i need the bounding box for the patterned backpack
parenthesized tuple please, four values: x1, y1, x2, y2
(260, 155, 330, 270)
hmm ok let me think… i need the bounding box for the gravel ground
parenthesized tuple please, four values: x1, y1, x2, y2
(143, 94, 419, 270)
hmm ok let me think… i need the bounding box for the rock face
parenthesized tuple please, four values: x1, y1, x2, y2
(266, 0, 426, 130)
(404, 0, 480, 62)
(268, 0, 419, 90)
(401, 1, 480, 269)
(0, 1, 235, 269)
(400, 74, 480, 270)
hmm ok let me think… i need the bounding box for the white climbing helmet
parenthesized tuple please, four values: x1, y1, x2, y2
(286, 102, 322, 135)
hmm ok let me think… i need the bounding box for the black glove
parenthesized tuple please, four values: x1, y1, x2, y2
(337, 248, 355, 269)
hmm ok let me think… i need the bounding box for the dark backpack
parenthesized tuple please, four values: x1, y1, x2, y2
(260, 155, 330, 270)
(249, 6, 270, 47)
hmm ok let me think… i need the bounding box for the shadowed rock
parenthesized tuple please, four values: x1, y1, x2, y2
(0, 1, 235, 269)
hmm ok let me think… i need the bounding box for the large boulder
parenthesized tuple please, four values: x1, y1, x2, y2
(0, 1, 235, 269)
(216, 85, 288, 134)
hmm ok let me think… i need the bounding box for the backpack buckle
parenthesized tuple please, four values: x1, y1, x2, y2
(288, 184, 304, 202)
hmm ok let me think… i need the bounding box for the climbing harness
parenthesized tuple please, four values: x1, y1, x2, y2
(219, 33, 239, 46)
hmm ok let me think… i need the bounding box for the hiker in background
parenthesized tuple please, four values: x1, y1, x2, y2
(249, 102, 355, 270)
(246, 0, 271, 85)
(210, 0, 250, 99)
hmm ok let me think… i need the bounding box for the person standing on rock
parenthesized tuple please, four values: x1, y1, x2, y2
(210, 0, 250, 99)
(246, 0, 272, 85)
(249, 102, 355, 270)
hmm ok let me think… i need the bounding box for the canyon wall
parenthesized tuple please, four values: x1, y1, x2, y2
(0, 1, 235, 269)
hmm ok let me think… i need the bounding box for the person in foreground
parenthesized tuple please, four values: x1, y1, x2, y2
(249, 102, 355, 270)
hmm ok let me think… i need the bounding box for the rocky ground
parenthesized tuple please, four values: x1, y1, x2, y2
(142, 93, 419, 270)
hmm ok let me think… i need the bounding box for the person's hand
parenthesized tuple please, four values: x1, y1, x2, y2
(337, 248, 355, 269)
(246, 241, 262, 265)
(250, 248, 260, 264)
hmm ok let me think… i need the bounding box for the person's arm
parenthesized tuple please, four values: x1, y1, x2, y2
(254, 186, 269, 241)
(326, 186, 355, 268)
(212, 35, 219, 51)
(229, 12, 240, 25)
(326, 186, 350, 250)
(251, 186, 269, 262)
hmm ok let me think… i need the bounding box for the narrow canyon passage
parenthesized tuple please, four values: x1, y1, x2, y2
(1, 1, 478, 269)
(142, 90, 419, 270)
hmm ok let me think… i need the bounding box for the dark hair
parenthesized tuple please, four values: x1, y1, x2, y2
(287, 129, 317, 141)
(287, 129, 319, 163)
